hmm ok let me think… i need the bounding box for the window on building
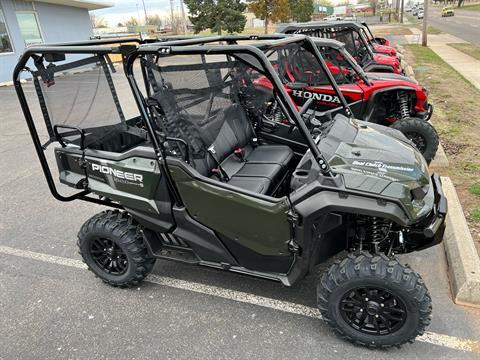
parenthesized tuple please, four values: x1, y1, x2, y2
(0, 9, 14, 53)
(16, 12, 43, 45)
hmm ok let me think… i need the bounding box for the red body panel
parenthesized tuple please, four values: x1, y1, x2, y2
(373, 43, 397, 57)
(373, 53, 402, 74)
(253, 71, 428, 114)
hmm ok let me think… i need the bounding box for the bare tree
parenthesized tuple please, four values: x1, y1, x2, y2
(90, 14, 108, 28)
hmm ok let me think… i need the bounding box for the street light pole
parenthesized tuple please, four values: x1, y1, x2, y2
(422, 0, 429, 46)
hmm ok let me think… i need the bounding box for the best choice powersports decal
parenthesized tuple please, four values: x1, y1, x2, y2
(352, 160, 415, 173)
(91, 163, 144, 187)
(291, 89, 341, 104)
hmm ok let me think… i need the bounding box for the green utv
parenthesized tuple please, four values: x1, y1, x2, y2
(14, 35, 447, 348)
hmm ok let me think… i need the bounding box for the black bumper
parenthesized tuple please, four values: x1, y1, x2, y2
(405, 173, 448, 251)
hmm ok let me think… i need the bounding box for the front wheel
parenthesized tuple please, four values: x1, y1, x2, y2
(317, 253, 432, 348)
(390, 117, 439, 163)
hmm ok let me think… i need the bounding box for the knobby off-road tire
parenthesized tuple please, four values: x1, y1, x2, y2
(77, 210, 155, 287)
(317, 253, 432, 348)
(391, 117, 439, 163)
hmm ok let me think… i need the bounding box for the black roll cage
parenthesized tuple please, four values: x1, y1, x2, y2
(279, 23, 375, 60)
(12, 40, 140, 208)
(13, 35, 355, 209)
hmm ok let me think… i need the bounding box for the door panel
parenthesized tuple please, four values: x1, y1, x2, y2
(168, 164, 293, 259)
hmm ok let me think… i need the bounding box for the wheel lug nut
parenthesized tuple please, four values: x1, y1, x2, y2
(375, 314, 379, 318)
(381, 304, 384, 307)
(360, 309, 363, 312)
(365, 298, 369, 301)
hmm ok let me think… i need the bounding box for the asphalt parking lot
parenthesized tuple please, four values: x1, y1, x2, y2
(1, 77, 480, 359)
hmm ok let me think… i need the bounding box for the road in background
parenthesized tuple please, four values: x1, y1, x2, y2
(425, 6, 479, 44)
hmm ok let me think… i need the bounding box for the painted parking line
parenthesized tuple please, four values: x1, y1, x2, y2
(0, 245, 479, 354)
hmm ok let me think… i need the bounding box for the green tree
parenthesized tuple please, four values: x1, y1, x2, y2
(184, 0, 246, 35)
(248, 0, 290, 34)
(289, 0, 314, 22)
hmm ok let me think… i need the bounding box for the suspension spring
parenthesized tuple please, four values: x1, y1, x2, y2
(398, 91, 410, 119)
(371, 217, 384, 243)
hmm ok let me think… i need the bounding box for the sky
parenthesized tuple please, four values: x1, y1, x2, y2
(91, 0, 183, 26)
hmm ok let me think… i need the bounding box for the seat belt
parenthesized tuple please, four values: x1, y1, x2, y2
(207, 145, 229, 182)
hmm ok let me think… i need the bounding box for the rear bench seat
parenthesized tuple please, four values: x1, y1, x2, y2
(200, 105, 293, 195)
(152, 86, 293, 195)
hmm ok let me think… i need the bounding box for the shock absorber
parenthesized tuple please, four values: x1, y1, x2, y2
(397, 91, 410, 119)
(370, 217, 392, 253)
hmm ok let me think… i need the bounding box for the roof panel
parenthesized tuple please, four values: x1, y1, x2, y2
(33, 0, 112, 11)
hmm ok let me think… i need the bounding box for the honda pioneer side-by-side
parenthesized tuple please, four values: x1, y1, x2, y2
(15, 36, 446, 348)
(279, 22, 403, 74)
(251, 36, 438, 162)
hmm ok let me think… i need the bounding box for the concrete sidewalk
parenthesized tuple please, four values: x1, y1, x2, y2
(412, 29, 480, 90)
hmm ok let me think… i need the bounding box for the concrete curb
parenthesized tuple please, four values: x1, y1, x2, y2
(441, 176, 480, 307)
(430, 143, 449, 168)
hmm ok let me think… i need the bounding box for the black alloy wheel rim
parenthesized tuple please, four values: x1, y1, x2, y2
(406, 132, 427, 152)
(339, 286, 407, 336)
(90, 238, 128, 275)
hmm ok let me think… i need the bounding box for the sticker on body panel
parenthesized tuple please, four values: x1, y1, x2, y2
(91, 163, 144, 187)
(291, 89, 341, 105)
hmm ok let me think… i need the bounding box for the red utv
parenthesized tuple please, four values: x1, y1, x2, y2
(278, 22, 402, 74)
(360, 22, 397, 57)
(253, 37, 438, 162)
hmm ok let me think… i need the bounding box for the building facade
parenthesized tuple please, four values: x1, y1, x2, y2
(0, 0, 110, 83)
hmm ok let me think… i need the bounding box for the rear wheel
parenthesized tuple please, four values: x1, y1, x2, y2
(391, 117, 439, 163)
(78, 210, 155, 287)
(317, 253, 432, 348)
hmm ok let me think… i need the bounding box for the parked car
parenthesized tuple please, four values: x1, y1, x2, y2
(441, 6, 455, 16)
(324, 14, 343, 21)
(405, 6, 412, 12)
(417, 10, 424, 19)
(343, 14, 357, 21)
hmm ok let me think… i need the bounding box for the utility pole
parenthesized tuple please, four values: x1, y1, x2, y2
(179, 0, 188, 34)
(141, 0, 148, 24)
(170, 0, 175, 26)
(400, 0, 404, 23)
(422, 0, 429, 46)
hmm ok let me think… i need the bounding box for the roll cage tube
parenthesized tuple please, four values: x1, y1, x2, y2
(337, 45, 371, 86)
(13, 45, 125, 208)
(150, 35, 354, 119)
(125, 37, 334, 176)
(361, 23, 375, 42)
(357, 29, 375, 58)
(303, 37, 353, 117)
